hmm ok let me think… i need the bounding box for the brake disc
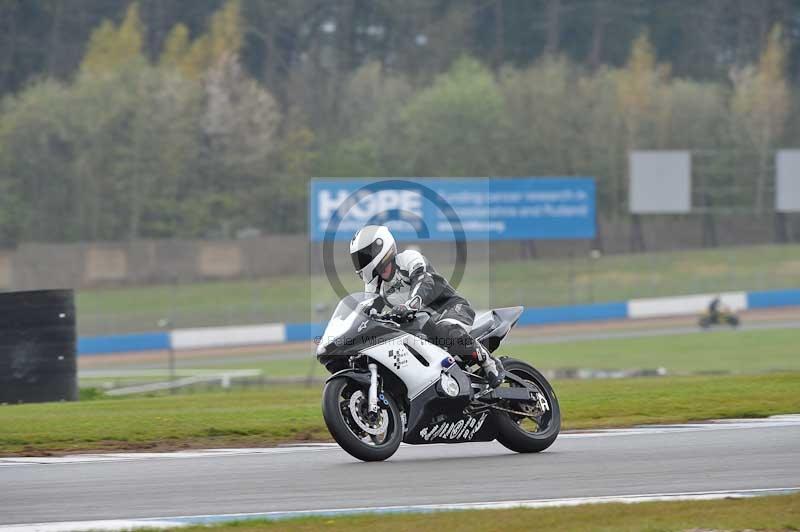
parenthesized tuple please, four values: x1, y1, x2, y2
(348, 390, 388, 436)
(518, 377, 549, 414)
(534, 391, 550, 413)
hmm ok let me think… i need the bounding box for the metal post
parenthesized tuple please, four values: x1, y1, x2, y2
(589, 249, 601, 303)
(168, 342, 175, 393)
(170, 275, 178, 327)
(158, 318, 175, 393)
(568, 251, 575, 306)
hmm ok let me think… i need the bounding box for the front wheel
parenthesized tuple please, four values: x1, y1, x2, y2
(494, 358, 561, 453)
(322, 377, 403, 462)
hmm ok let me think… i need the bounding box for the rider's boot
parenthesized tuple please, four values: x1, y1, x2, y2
(473, 343, 505, 388)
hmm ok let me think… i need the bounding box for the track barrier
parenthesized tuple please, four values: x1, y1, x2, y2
(77, 287, 800, 356)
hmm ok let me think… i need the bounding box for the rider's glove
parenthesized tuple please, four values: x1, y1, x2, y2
(389, 303, 416, 323)
(405, 295, 422, 311)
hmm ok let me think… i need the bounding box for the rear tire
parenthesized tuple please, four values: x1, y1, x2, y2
(494, 359, 560, 453)
(322, 377, 403, 462)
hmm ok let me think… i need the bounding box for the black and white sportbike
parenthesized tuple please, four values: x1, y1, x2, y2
(316, 293, 560, 461)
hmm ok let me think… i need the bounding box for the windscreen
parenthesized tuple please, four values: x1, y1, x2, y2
(319, 293, 378, 348)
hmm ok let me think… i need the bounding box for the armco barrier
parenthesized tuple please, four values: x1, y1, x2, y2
(627, 291, 747, 319)
(76, 287, 800, 355)
(285, 322, 327, 343)
(746, 288, 800, 309)
(517, 301, 627, 326)
(170, 324, 285, 350)
(78, 332, 170, 355)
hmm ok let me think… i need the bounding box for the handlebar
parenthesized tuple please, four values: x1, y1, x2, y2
(372, 309, 429, 324)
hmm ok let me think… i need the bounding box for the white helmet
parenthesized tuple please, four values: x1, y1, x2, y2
(349, 225, 397, 284)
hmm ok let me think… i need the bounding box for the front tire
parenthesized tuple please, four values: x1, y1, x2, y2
(494, 358, 561, 453)
(322, 377, 403, 462)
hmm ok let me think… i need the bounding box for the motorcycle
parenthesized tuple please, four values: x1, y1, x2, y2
(315, 293, 560, 461)
(698, 310, 740, 329)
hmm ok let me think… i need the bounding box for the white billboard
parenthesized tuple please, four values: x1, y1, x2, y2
(629, 151, 691, 214)
(776, 150, 800, 212)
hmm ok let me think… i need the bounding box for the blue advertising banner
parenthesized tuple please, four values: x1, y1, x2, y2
(309, 178, 596, 241)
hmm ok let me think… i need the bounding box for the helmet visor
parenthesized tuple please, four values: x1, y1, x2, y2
(350, 239, 383, 272)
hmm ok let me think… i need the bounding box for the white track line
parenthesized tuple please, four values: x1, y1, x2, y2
(2, 487, 798, 532)
(0, 445, 339, 466)
(1, 415, 799, 467)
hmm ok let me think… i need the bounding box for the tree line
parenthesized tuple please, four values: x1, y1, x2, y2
(0, 0, 797, 245)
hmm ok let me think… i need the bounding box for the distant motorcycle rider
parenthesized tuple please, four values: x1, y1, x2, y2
(349, 225, 505, 387)
(708, 296, 721, 322)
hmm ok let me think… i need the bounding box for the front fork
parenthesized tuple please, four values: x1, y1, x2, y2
(366, 361, 405, 432)
(368, 363, 379, 413)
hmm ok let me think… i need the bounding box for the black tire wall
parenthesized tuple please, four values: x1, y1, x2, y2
(0, 290, 77, 404)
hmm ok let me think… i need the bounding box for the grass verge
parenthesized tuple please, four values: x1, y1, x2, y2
(173, 493, 800, 532)
(505, 327, 800, 374)
(2, 373, 799, 456)
(77, 327, 800, 387)
(77, 243, 800, 333)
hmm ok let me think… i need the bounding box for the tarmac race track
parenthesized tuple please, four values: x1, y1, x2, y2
(1, 416, 799, 528)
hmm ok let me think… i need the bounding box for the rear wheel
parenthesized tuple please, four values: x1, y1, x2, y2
(322, 377, 403, 461)
(494, 358, 560, 453)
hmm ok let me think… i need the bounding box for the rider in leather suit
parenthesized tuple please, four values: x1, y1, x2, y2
(349, 225, 505, 387)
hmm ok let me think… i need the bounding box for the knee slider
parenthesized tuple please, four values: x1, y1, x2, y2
(443, 322, 464, 338)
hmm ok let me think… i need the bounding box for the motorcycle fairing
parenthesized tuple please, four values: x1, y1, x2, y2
(403, 381, 497, 444)
(316, 293, 407, 372)
(317, 319, 404, 373)
(471, 306, 523, 352)
(358, 332, 452, 400)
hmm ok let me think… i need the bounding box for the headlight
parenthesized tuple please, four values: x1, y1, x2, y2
(439, 373, 459, 397)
